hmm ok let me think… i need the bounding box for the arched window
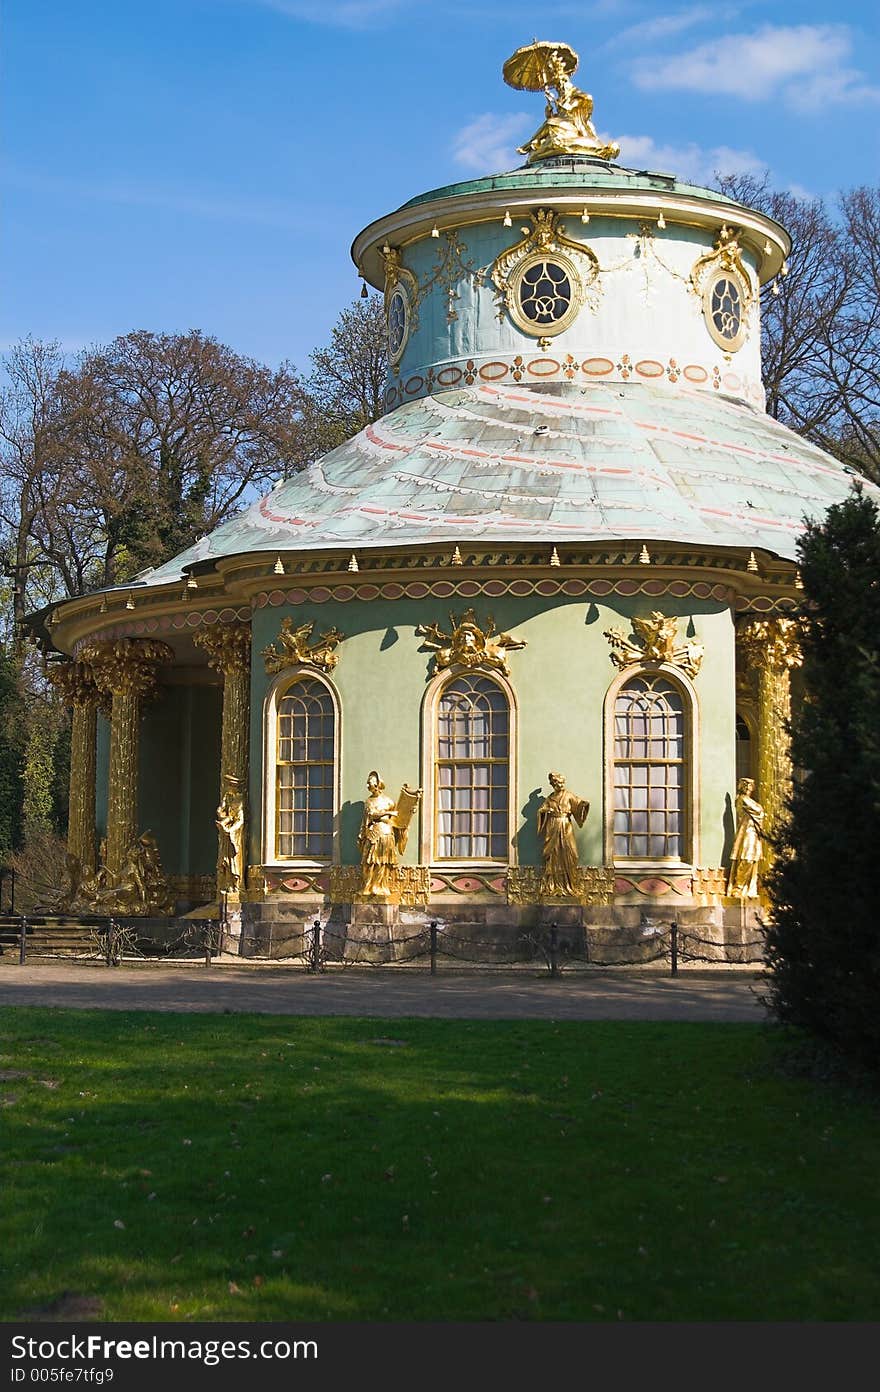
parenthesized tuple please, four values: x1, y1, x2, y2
(435, 675, 509, 860)
(612, 674, 688, 861)
(275, 676, 335, 860)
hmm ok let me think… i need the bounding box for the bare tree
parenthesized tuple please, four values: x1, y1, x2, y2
(720, 175, 880, 482)
(298, 296, 387, 467)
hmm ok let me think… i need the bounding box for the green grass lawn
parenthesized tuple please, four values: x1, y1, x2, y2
(1, 1008, 878, 1322)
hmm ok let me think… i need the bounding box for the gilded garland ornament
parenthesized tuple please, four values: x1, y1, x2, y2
(261, 618, 344, 674)
(503, 41, 620, 164)
(417, 609, 526, 676)
(603, 612, 704, 677)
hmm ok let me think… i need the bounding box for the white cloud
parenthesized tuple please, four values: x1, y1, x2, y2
(632, 24, 880, 107)
(451, 113, 532, 172)
(608, 5, 714, 49)
(617, 134, 766, 186)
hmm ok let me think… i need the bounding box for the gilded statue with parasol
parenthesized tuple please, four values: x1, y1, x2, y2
(504, 41, 620, 165)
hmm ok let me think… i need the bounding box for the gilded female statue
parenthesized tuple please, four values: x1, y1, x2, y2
(726, 777, 764, 899)
(358, 771, 421, 898)
(216, 778, 246, 895)
(510, 47, 620, 165)
(537, 771, 590, 897)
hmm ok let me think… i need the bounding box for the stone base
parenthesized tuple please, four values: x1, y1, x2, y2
(236, 892, 766, 965)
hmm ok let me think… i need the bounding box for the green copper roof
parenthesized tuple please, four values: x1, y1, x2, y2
(135, 382, 871, 588)
(400, 159, 748, 213)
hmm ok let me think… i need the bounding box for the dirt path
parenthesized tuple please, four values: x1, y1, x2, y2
(0, 960, 766, 1021)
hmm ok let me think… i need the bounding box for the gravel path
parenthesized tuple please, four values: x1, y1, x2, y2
(0, 960, 767, 1021)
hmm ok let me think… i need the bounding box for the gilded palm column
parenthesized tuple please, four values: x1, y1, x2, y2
(47, 660, 107, 875)
(81, 638, 173, 877)
(737, 617, 802, 871)
(193, 622, 252, 893)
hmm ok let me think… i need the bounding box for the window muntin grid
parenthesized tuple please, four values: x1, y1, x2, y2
(613, 675, 686, 860)
(276, 677, 335, 860)
(435, 675, 509, 861)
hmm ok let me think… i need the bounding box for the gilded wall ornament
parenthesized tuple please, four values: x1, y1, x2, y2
(603, 611, 704, 677)
(503, 41, 620, 164)
(381, 246, 419, 365)
(417, 230, 483, 325)
(490, 210, 599, 333)
(417, 608, 526, 676)
(690, 226, 755, 353)
(261, 618, 344, 674)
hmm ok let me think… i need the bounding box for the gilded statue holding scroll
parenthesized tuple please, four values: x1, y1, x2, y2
(358, 771, 422, 898)
(537, 771, 590, 897)
(726, 778, 764, 900)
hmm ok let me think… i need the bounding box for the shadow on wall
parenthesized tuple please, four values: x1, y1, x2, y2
(722, 791, 735, 867)
(517, 786, 543, 864)
(341, 800, 365, 865)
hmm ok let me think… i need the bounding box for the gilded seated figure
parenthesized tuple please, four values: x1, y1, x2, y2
(537, 771, 590, 897)
(512, 50, 620, 165)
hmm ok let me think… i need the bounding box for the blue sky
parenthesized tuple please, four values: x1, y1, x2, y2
(2, 0, 878, 371)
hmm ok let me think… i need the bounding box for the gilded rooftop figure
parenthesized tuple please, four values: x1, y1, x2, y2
(504, 41, 620, 165)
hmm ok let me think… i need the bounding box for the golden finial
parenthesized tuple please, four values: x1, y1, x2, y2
(348, 553, 359, 573)
(451, 546, 463, 565)
(550, 547, 561, 567)
(639, 545, 651, 564)
(747, 552, 759, 573)
(503, 41, 620, 165)
(273, 556, 285, 575)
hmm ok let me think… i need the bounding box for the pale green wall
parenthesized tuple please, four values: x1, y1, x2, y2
(251, 592, 736, 870)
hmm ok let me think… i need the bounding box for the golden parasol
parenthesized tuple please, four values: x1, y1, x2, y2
(503, 41, 579, 93)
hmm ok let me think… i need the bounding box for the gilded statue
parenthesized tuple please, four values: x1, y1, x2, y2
(261, 618, 344, 675)
(357, 771, 422, 899)
(216, 777, 246, 895)
(503, 41, 620, 165)
(417, 609, 526, 677)
(90, 833, 175, 915)
(537, 771, 590, 897)
(726, 778, 765, 900)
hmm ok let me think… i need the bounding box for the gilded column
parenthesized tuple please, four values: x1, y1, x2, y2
(737, 617, 802, 871)
(193, 623, 252, 891)
(82, 639, 173, 877)
(47, 661, 107, 875)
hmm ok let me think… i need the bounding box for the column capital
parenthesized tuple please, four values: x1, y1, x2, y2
(193, 622, 252, 677)
(737, 616, 803, 673)
(80, 638, 174, 698)
(47, 659, 109, 713)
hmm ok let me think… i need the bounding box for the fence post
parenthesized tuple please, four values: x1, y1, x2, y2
(549, 923, 559, 978)
(430, 920, 437, 976)
(670, 920, 678, 977)
(18, 914, 27, 966)
(309, 917, 322, 973)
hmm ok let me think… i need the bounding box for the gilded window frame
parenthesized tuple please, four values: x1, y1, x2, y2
(603, 663, 700, 868)
(261, 667, 342, 869)
(507, 249, 585, 338)
(420, 666, 518, 868)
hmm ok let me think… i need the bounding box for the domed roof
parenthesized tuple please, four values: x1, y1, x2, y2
(137, 380, 871, 587)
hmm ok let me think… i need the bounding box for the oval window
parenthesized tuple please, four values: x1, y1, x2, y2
(703, 271, 748, 351)
(387, 286, 409, 363)
(509, 252, 582, 336)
